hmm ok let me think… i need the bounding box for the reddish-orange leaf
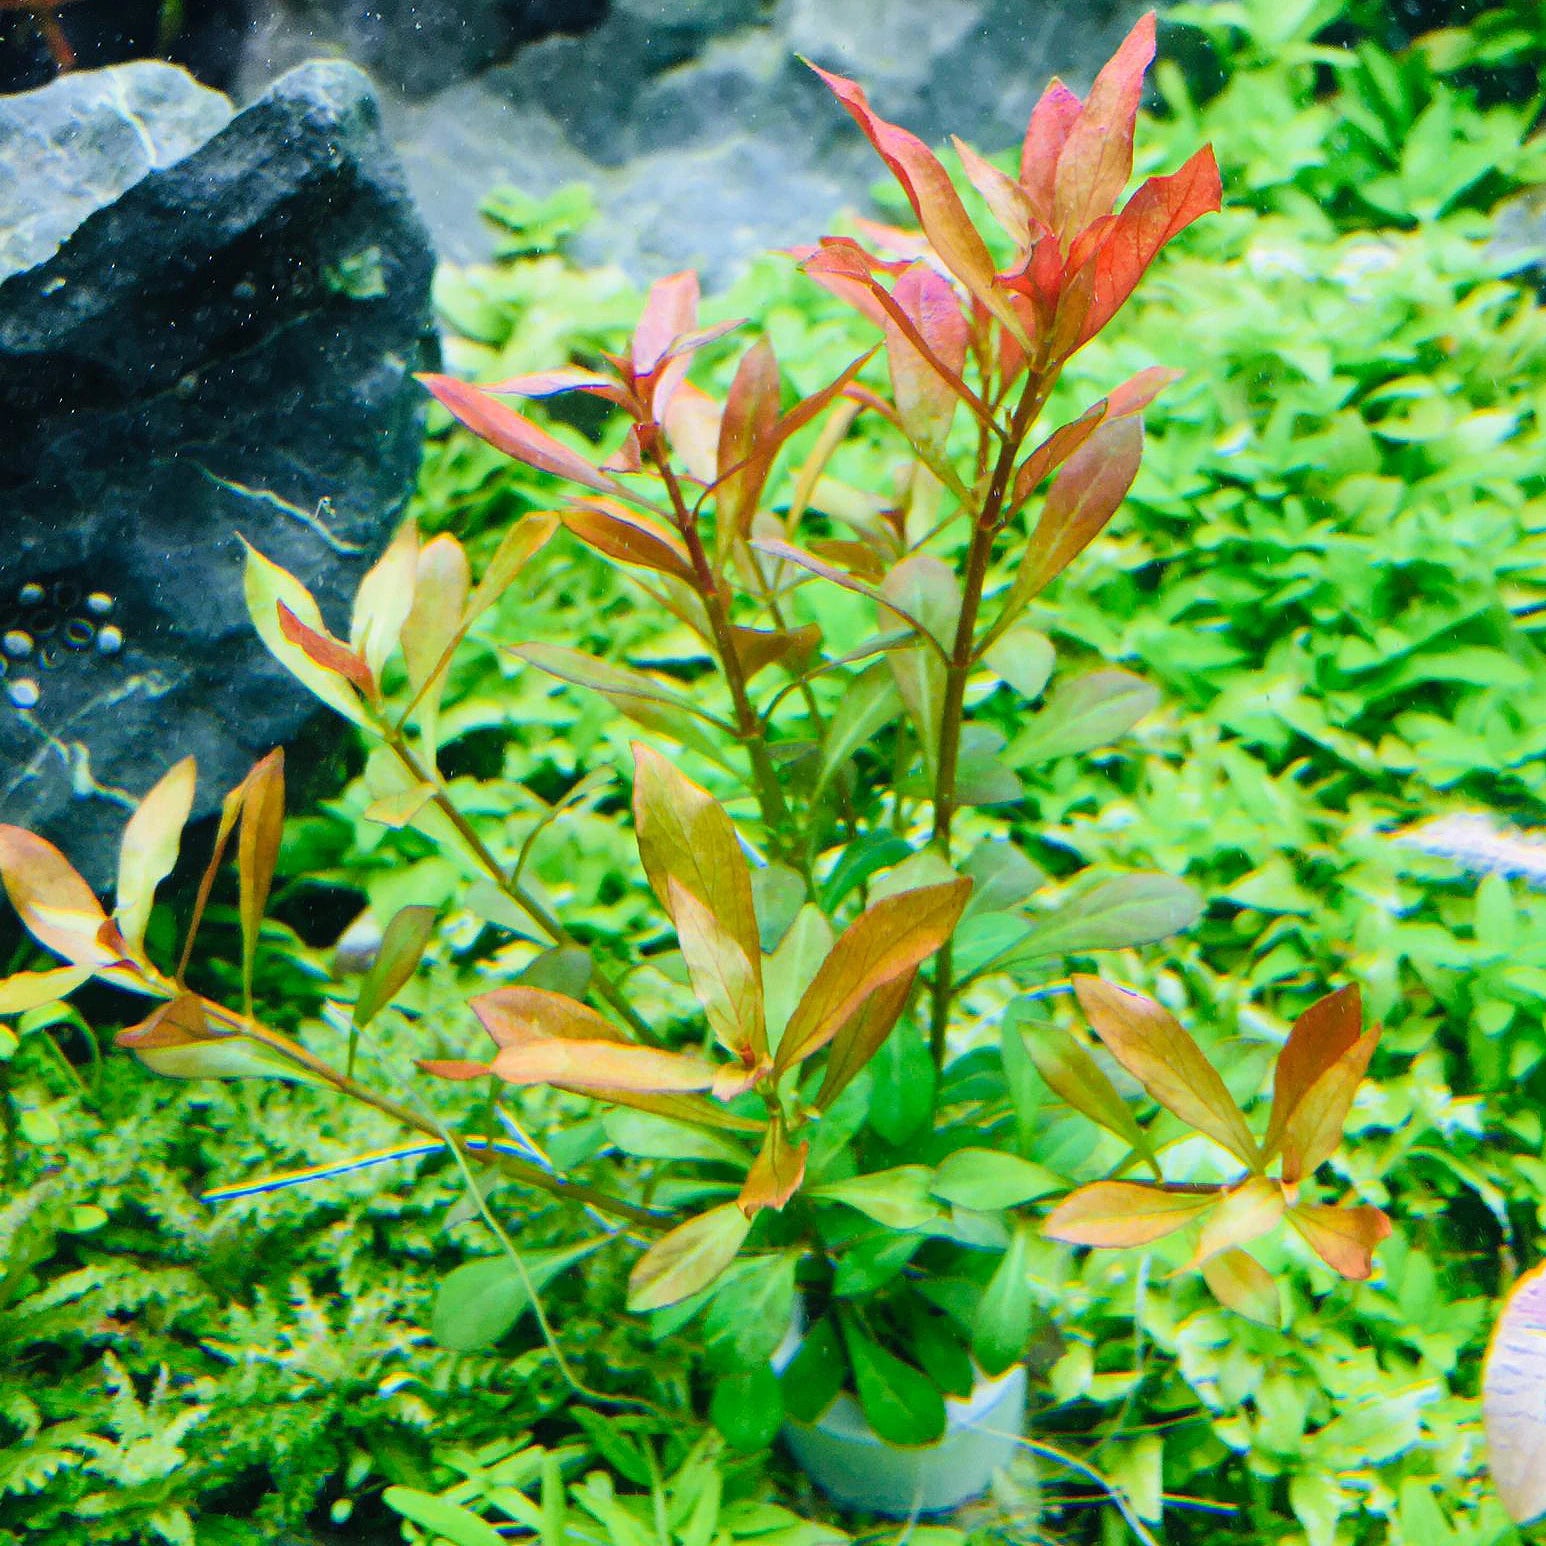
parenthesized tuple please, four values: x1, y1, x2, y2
(418, 373, 622, 495)
(236, 749, 285, 1011)
(1106, 364, 1183, 418)
(1051, 11, 1155, 244)
(485, 367, 631, 407)
(886, 263, 970, 464)
(1289, 1203, 1392, 1281)
(1073, 975, 1260, 1167)
(1073, 144, 1223, 347)
(117, 992, 215, 1050)
(1043, 1181, 1220, 1247)
(1278, 1027, 1381, 1185)
(808, 63, 1028, 344)
(813, 969, 915, 1111)
(560, 500, 697, 584)
(952, 135, 1035, 249)
(716, 337, 782, 535)
(731, 622, 821, 682)
(276, 602, 375, 695)
(633, 269, 700, 376)
(1019, 79, 1083, 226)
(0, 825, 110, 967)
(1010, 401, 1108, 510)
(418, 1058, 491, 1081)
(472, 985, 623, 1049)
(738, 1117, 809, 1218)
(1264, 985, 1363, 1159)
(774, 879, 970, 1073)
(491, 1038, 719, 1094)
(800, 238, 896, 332)
(662, 378, 723, 484)
(1193, 1176, 1286, 1265)
(1016, 416, 1143, 598)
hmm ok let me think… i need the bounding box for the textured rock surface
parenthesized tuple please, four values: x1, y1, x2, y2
(0, 59, 436, 885)
(237, 0, 1142, 282)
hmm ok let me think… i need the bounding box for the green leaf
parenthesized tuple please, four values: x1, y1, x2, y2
(1006, 668, 1159, 765)
(780, 1315, 845, 1423)
(864, 1013, 935, 1145)
(997, 873, 1203, 968)
(962, 840, 1046, 915)
(810, 1167, 945, 1230)
(352, 903, 436, 1030)
(627, 1204, 752, 1312)
(382, 1487, 509, 1546)
(843, 1320, 946, 1446)
(1019, 1018, 1158, 1170)
(431, 1242, 597, 1353)
(818, 661, 903, 790)
(973, 1224, 1035, 1376)
(931, 1148, 1062, 1211)
(764, 905, 834, 1056)
(833, 1233, 925, 1298)
(711, 1366, 784, 1453)
(909, 1307, 976, 1399)
(983, 624, 1055, 700)
(820, 833, 915, 913)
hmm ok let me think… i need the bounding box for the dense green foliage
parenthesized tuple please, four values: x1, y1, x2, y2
(4, 1, 1546, 1541)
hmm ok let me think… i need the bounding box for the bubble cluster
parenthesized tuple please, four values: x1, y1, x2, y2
(0, 578, 124, 712)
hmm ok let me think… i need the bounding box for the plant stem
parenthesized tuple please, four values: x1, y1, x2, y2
(650, 450, 796, 853)
(928, 368, 1050, 1068)
(202, 1000, 664, 1229)
(381, 731, 656, 1045)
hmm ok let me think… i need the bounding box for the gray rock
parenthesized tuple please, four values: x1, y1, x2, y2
(0, 59, 436, 887)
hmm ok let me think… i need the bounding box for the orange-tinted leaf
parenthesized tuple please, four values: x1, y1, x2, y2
(491, 1038, 719, 1094)
(632, 744, 760, 968)
(484, 366, 630, 406)
(418, 373, 622, 495)
(886, 263, 970, 466)
(0, 965, 92, 1015)
(277, 602, 375, 695)
(0, 825, 110, 967)
(775, 879, 971, 1073)
(472, 984, 623, 1049)
(731, 623, 821, 682)
(1019, 79, 1082, 226)
(117, 991, 214, 1050)
(669, 877, 766, 1061)
(627, 1203, 751, 1311)
(1279, 1026, 1381, 1184)
(1203, 1248, 1281, 1327)
(237, 750, 285, 1011)
(738, 1117, 808, 1217)
(400, 532, 471, 754)
(1264, 985, 1363, 1160)
(1483, 1261, 1546, 1525)
(561, 500, 696, 584)
(717, 337, 782, 536)
(952, 135, 1034, 249)
(1019, 1019, 1160, 1174)
(1074, 144, 1222, 347)
(1016, 416, 1143, 599)
(1051, 11, 1155, 243)
(633, 269, 700, 376)
(1010, 400, 1108, 510)
(350, 520, 419, 685)
(1194, 1176, 1286, 1265)
(751, 538, 941, 649)
(663, 378, 723, 484)
(813, 969, 915, 1110)
(1073, 974, 1260, 1167)
(1106, 364, 1183, 418)
(1288, 1203, 1392, 1281)
(808, 64, 1028, 345)
(1043, 1181, 1219, 1247)
(115, 756, 196, 956)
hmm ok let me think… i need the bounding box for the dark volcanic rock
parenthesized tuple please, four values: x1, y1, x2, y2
(0, 59, 436, 886)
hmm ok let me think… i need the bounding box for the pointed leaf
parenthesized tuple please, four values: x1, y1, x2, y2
(632, 744, 761, 965)
(236, 750, 285, 1011)
(817, 661, 903, 789)
(432, 1243, 598, 1353)
(242, 541, 366, 724)
(350, 521, 419, 684)
(984, 624, 1055, 701)
(1074, 975, 1259, 1167)
(464, 512, 559, 624)
(0, 826, 110, 968)
(1484, 1261, 1546, 1525)
(1020, 79, 1083, 224)
(1264, 985, 1363, 1160)
(473, 984, 623, 1049)
(738, 1118, 808, 1218)
(627, 1203, 752, 1311)
(811, 1167, 944, 1230)
(353, 904, 436, 1030)
(513, 644, 731, 731)
(1007, 668, 1159, 764)
(886, 263, 970, 466)
(931, 1148, 1062, 1211)
(115, 757, 196, 956)
(774, 879, 971, 1072)
(843, 1321, 946, 1447)
(974, 1223, 1035, 1376)
(1279, 1026, 1380, 1185)
(669, 877, 766, 1061)
(1203, 1248, 1281, 1327)
(1288, 1203, 1392, 1281)
(277, 601, 374, 695)
(1043, 1181, 1219, 1247)
(401, 532, 471, 753)
(0, 965, 92, 1015)
(418, 373, 622, 494)
(1002, 872, 1202, 967)
(813, 969, 915, 1111)
(717, 337, 782, 537)
(561, 500, 697, 584)
(764, 904, 834, 1055)
(633, 269, 700, 376)
(491, 1039, 719, 1094)
(1019, 1020, 1159, 1169)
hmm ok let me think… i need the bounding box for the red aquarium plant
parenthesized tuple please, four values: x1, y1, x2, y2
(0, 12, 1389, 1457)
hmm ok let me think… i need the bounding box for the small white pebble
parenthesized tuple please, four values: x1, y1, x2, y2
(85, 591, 114, 617)
(2, 630, 33, 659)
(17, 583, 44, 607)
(96, 625, 124, 656)
(7, 678, 40, 709)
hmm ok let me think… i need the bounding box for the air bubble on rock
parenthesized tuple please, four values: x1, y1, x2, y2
(37, 644, 63, 670)
(62, 618, 95, 650)
(85, 591, 114, 617)
(18, 582, 44, 607)
(7, 678, 39, 709)
(29, 609, 58, 639)
(96, 625, 124, 656)
(2, 630, 33, 659)
(52, 581, 80, 610)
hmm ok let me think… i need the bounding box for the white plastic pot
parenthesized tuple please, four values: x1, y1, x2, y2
(772, 1320, 1027, 1516)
